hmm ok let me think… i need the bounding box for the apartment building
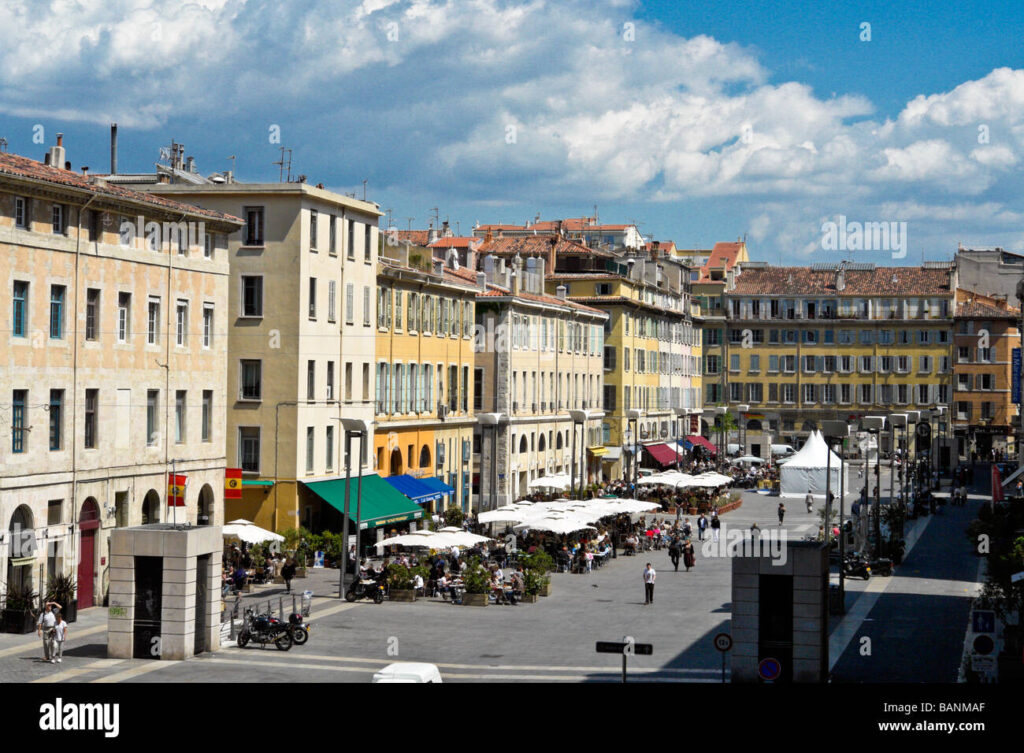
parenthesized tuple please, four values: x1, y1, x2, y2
(131, 176, 382, 534)
(722, 262, 956, 457)
(473, 216, 644, 252)
(1, 140, 242, 607)
(373, 247, 478, 514)
(472, 254, 607, 509)
(953, 290, 1020, 458)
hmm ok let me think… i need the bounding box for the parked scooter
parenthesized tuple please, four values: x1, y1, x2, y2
(841, 553, 872, 580)
(867, 557, 893, 577)
(345, 578, 386, 604)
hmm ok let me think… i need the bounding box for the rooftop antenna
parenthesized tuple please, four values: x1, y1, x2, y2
(273, 147, 292, 182)
(430, 207, 440, 229)
(227, 155, 236, 181)
(385, 208, 394, 229)
(406, 217, 415, 233)
(363, 179, 368, 201)
(456, 221, 461, 236)
(594, 204, 599, 224)
(0, 137, 6, 152)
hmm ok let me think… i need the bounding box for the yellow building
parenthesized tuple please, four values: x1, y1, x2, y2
(722, 262, 956, 456)
(373, 246, 478, 515)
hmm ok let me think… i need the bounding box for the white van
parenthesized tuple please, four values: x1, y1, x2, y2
(770, 444, 796, 457)
(372, 662, 443, 683)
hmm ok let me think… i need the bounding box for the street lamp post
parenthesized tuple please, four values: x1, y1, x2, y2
(627, 409, 642, 495)
(861, 416, 886, 560)
(822, 420, 851, 613)
(337, 418, 368, 599)
(737, 404, 750, 456)
(477, 413, 504, 511)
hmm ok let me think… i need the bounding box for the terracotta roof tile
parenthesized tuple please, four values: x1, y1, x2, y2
(474, 235, 614, 259)
(0, 152, 242, 224)
(729, 265, 952, 297)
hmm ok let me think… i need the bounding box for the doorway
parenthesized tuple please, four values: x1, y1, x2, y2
(77, 498, 100, 608)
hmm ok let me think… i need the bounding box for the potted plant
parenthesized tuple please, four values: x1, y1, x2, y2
(385, 563, 424, 602)
(521, 569, 544, 603)
(443, 507, 465, 528)
(45, 573, 77, 623)
(2, 583, 38, 634)
(460, 556, 491, 606)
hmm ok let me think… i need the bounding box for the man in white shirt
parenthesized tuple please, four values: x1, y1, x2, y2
(643, 563, 656, 605)
(36, 601, 60, 663)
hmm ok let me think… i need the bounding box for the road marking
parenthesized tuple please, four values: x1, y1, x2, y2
(32, 658, 125, 683)
(0, 624, 107, 660)
(829, 513, 931, 670)
(794, 524, 812, 533)
(90, 659, 178, 683)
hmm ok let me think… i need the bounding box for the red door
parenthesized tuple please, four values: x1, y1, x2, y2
(78, 529, 95, 608)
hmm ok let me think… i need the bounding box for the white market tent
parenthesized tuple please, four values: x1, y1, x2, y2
(222, 519, 285, 545)
(779, 431, 846, 499)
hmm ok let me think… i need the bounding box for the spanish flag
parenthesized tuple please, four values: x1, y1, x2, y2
(167, 474, 187, 507)
(225, 468, 242, 500)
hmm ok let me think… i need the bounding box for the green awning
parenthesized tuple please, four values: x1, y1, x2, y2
(242, 480, 275, 487)
(304, 475, 424, 531)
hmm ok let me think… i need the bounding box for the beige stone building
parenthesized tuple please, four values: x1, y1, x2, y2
(133, 176, 383, 534)
(1, 139, 242, 609)
(472, 254, 608, 509)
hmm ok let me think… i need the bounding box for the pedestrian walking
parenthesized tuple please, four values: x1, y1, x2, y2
(683, 540, 695, 571)
(697, 514, 708, 541)
(711, 513, 721, 542)
(643, 563, 656, 605)
(52, 612, 68, 664)
(777, 502, 786, 525)
(805, 492, 814, 513)
(281, 558, 296, 594)
(36, 601, 60, 663)
(668, 538, 681, 572)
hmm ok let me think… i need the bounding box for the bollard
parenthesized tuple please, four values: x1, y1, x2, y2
(292, 595, 297, 615)
(278, 597, 283, 619)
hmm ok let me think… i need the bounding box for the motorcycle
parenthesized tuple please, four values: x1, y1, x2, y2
(867, 557, 893, 577)
(238, 608, 292, 650)
(268, 612, 310, 645)
(345, 577, 386, 604)
(841, 553, 871, 580)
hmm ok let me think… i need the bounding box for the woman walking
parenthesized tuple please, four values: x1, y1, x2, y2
(683, 540, 695, 572)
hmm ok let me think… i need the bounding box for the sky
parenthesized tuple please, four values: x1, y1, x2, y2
(1, 0, 1023, 265)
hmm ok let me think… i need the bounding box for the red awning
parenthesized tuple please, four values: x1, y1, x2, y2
(645, 443, 680, 467)
(687, 435, 718, 455)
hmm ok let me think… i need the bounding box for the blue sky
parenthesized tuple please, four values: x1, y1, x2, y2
(1, 0, 1022, 264)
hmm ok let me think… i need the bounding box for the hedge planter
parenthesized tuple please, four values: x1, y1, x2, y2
(462, 592, 489, 607)
(521, 594, 539, 604)
(295, 568, 307, 579)
(390, 589, 417, 602)
(717, 500, 743, 515)
(62, 600, 77, 624)
(538, 582, 552, 597)
(2, 609, 36, 634)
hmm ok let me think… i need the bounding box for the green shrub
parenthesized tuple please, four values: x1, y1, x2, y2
(3, 582, 37, 613)
(461, 556, 491, 594)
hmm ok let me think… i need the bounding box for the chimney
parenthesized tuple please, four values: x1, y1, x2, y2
(556, 285, 567, 301)
(110, 123, 118, 175)
(48, 134, 67, 171)
(548, 235, 558, 275)
(428, 222, 439, 244)
(836, 265, 846, 292)
(510, 268, 520, 296)
(433, 258, 444, 276)
(81, 166, 89, 177)
(726, 267, 736, 292)
(476, 272, 487, 290)
(485, 229, 493, 243)
(186, 156, 195, 173)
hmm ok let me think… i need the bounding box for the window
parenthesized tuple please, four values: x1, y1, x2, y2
(328, 280, 337, 323)
(783, 355, 796, 373)
(84, 389, 98, 449)
(896, 355, 909, 373)
(329, 215, 338, 255)
(12, 389, 27, 453)
(85, 289, 100, 341)
(957, 346, 970, 363)
(474, 368, 484, 411)
(977, 347, 992, 363)
(823, 384, 836, 404)
(14, 196, 29, 228)
(362, 363, 369, 403)
(308, 278, 317, 319)
(146, 390, 159, 445)
(241, 276, 263, 317)
(363, 286, 371, 326)
(51, 204, 65, 235)
(240, 360, 262, 400)
(782, 384, 796, 404)
(879, 356, 891, 373)
(243, 206, 265, 246)
(147, 297, 160, 345)
(840, 384, 852, 404)
(326, 361, 335, 400)
(957, 373, 971, 391)
(859, 384, 873, 404)
(749, 355, 760, 372)
(12, 281, 28, 338)
(306, 427, 315, 474)
(345, 362, 353, 401)
(918, 355, 932, 373)
(364, 224, 372, 261)
(309, 209, 318, 251)
(803, 355, 816, 373)
(175, 300, 188, 346)
(204, 232, 214, 259)
(347, 219, 355, 259)
(118, 292, 130, 343)
(307, 360, 316, 401)
(49, 285, 65, 339)
(730, 382, 743, 401)
(202, 304, 214, 348)
(175, 390, 186, 443)
(239, 427, 260, 472)
(462, 365, 469, 412)
(802, 384, 815, 404)
(201, 390, 212, 442)
(730, 354, 740, 372)
(859, 355, 874, 373)
(325, 426, 334, 472)
(768, 355, 779, 373)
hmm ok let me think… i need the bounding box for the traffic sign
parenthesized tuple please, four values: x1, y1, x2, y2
(971, 655, 997, 675)
(972, 634, 995, 656)
(713, 633, 733, 652)
(758, 657, 781, 681)
(972, 610, 996, 635)
(916, 422, 932, 438)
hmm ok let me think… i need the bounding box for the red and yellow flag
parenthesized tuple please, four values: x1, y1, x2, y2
(167, 474, 187, 506)
(225, 468, 242, 500)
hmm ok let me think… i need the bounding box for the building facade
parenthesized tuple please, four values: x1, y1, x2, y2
(1, 141, 242, 608)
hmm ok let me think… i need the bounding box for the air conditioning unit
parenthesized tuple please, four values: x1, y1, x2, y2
(438, 404, 449, 419)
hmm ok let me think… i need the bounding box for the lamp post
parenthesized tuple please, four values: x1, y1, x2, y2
(889, 414, 908, 541)
(861, 416, 886, 560)
(477, 413, 504, 511)
(934, 405, 948, 483)
(822, 420, 851, 613)
(337, 418, 368, 599)
(737, 404, 750, 456)
(570, 410, 587, 500)
(627, 409, 642, 495)
(906, 410, 920, 509)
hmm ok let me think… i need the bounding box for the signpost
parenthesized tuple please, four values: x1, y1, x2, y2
(970, 609, 998, 682)
(596, 637, 652, 682)
(758, 657, 781, 682)
(971, 609, 995, 635)
(713, 633, 732, 683)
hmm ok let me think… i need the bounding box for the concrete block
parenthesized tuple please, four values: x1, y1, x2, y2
(793, 643, 822, 661)
(731, 586, 758, 605)
(793, 629, 825, 646)
(794, 575, 825, 591)
(160, 634, 188, 661)
(109, 530, 132, 557)
(764, 553, 793, 574)
(108, 567, 134, 584)
(162, 555, 192, 572)
(731, 627, 758, 644)
(163, 568, 197, 585)
(732, 557, 758, 574)
(793, 602, 822, 619)
(109, 554, 134, 570)
(107, 631, 133, 659)
(732, 600, 758, 617)
(733, 572, 759, 589)
(793, 589, 824, 606)
(107, 580, 134, 597)
(794, 617, 823, 632)
(162, 582, 197, 599)
(132, 530, 164, 557)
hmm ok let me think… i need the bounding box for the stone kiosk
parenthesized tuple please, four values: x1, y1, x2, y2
(730, 540, 829, 683)
(107, 524, 222, 661)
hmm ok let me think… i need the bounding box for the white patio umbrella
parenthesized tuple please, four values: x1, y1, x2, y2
(695, 472, 733, 486)
(513, 517, 597, 535)
(222, 520, 284, 544)
(731, 455, 766, 465)
(607, 499, 662, 514)
(528, 474, 571, 490)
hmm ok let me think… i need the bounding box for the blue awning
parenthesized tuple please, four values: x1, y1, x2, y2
(678, 438, 693, 450)
(384, 474, 444, 504)
(418, 476, 455, 496)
